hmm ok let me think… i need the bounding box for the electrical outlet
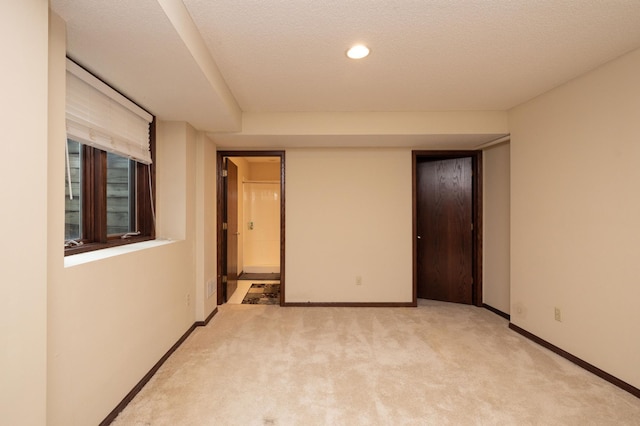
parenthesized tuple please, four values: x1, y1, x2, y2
(514, 302, 524, 315)
(207, 280, 215, 298)
(554, 307, 562, 322)
(356, 276, 362, 285)
(186, 293, 191, 306)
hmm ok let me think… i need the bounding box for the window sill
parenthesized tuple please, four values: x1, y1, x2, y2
(65, 235, 156, 256)
(64, 239, 174, 268)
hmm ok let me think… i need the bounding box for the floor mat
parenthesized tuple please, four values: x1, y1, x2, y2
(241, 283, 280, 305)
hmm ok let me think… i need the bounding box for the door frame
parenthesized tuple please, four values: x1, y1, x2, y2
(223, 158, 239, 302)
(216, 150, 286, 305)
(412, 150, 483, 307)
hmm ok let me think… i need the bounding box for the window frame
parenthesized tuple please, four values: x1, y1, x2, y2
(64, 120, 156, 256)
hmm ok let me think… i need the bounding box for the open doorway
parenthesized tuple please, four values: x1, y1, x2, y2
(216, 151, 285, 306)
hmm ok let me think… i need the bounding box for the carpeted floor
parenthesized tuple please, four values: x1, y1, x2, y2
(241, 283, 280, 305)
(111, 300, 640, 425)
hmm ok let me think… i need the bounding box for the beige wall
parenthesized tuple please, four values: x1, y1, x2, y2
(46, 9, 68, 424)
(285, 148, 413, 303)
(483, 142, 511, 313)
(46, 17, 217, 424)
(48, 118, 216, 425)
(49, 241, 195, 425)
(243, 181, 280, 271)
(195, 132, 218, 318)
(228, 159, 282, 275)
(243, 161, 281, 272)
(229, 157, 249, 274)
(0, 1, 49, 424)
(250, 162, 280, 180)
(155, 122, 194, 241)
(509, 48, 640, 389)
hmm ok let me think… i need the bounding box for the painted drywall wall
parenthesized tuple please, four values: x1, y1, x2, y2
(156, 122, 195, 241)
(285, 148, 413, 303)
(195, 131, 218, 320)
(243, 161, 280, 272)
(243, 182, 280, 271)
(0, 2, 49, 424)
(228, 157, 249, 275)
(49, 242, 195, 425)
(240, 111, 508, 135)
(509, 48, 640, 389)
(48, 120, 201, 425)
(47, 28, 209, 423)
(46, 9, 68, 424)
(249, 162, 280, 180)
(482, 142, 511, 314)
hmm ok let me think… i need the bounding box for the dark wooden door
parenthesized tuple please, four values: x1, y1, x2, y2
(225, 159, 239, 301)
(416, 157, 473, 304)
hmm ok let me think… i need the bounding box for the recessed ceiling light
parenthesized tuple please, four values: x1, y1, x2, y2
(346, 44, 370, 59)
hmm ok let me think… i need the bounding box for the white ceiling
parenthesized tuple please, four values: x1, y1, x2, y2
(50, 0, 640, 149)
(183, 0, 640, 112)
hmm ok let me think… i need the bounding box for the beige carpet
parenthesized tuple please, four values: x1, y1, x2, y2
(112, 300, 640, 425)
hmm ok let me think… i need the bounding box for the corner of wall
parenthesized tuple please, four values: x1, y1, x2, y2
(195, 131, 218, 320)
(482, 142, 511, 314)
(1, 2, 49, 425)
(47, 8, 68, 425)
(156, 121, 192, 240)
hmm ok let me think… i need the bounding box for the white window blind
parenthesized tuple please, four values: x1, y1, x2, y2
(66, 59, 153, 164)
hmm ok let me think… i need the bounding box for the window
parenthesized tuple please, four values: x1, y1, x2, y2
(65, 139, 82, 241)
(64, 59, 155, 255)
(106, 151, 135, 235)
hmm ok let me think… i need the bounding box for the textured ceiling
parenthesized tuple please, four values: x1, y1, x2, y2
(183, 0, 640, 112)
(50, 0, 640, 148)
